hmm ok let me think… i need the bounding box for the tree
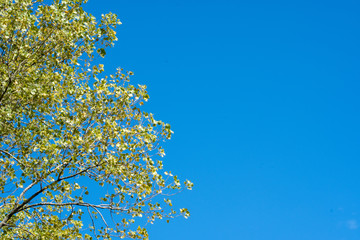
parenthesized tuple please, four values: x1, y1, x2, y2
(0, 0, 193, 239)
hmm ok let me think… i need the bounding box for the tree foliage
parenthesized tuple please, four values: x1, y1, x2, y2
(0, 0, 193, 239)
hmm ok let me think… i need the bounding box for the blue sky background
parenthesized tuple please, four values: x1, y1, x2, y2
(84, 1, 360, 239)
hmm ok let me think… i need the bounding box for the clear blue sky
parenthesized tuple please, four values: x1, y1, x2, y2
(85, 0, 360, 239)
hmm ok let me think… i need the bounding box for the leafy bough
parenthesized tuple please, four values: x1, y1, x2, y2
(0, 0, 192, 239)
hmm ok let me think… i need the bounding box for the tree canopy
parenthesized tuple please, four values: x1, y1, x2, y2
(0, 0, 192, 239)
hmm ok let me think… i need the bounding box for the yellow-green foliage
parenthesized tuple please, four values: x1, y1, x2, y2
(0, 0, 192, 239)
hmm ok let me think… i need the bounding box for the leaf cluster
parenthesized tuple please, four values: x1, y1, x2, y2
(0, 0, 192, 239)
